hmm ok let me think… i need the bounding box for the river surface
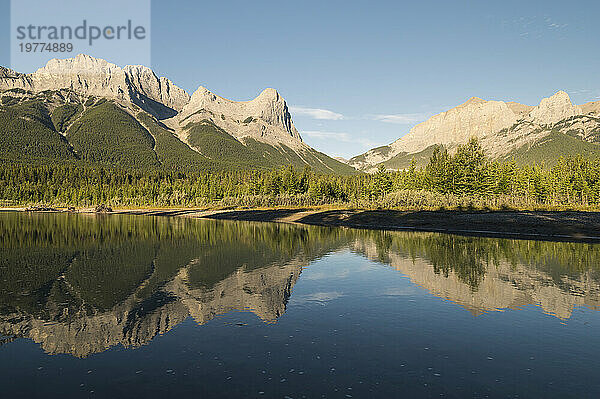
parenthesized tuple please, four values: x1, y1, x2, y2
(0, 212, 599, 398)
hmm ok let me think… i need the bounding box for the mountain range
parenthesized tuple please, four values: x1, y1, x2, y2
(0, 54, 356, 174)
(350, 91, 600, 172)
(1, 55, 600, 175)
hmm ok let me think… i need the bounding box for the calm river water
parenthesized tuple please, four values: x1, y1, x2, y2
(0, 212, 598, 398)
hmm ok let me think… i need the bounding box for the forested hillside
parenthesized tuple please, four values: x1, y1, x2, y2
(0, 92, 356, 174)
(2, 139, 598, 209)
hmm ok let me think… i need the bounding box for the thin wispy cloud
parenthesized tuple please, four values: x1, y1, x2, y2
(504, 15, 568, 39)
(563, 88, 600, 102)
(371, 113, 427, 124)
(289, 106, 344, 120)
(302, 130, 380, 149)
(302, 131, 347, 140)
(545, 17, 568, 30)
(291, 105, 429, 125)
(571, 89, 592, 94)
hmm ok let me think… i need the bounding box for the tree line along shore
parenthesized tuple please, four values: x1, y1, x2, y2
(1, 139, 599, 211)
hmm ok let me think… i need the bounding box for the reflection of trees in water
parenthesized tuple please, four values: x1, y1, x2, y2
(353, 230, 600, 291)
(0, 212, 599, 355)
(0, 212, 354, 356)
(0, 213, 351, 314)
(1, 213, 598, 314)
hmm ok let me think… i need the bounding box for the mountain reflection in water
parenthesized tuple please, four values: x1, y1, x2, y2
(0, 212, 598, 357)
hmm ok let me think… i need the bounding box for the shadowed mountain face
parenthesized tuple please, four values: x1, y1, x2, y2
(0, 213, 598, 357)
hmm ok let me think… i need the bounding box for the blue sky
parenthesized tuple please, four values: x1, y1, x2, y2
(1, 0, 599, 158)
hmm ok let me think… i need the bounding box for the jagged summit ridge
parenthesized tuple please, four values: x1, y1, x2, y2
(0, 55, 299, 140)
(0, 55, 301, 144)
(123, 64, 190, 116)
(528, 90, 581, 125)
(0, 55, 359, 173)
(350, 90, 600, 171)
(181, 84, 302, 146)
(389, 96, 518, 155)
(36, 54, 121, 75)
(0, 54, 190, 118)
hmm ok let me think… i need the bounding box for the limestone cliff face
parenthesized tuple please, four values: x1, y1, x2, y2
(0, 54, 309, 152)
(123, 64, 190, 117)
(33, 55, 129, 99)
(581, 100, 600, 115)
(350, 90, 600, 171)
(178, 85, 303, 148)
(0, 54, 189, 118)
(389, 97, 518, 155)
(528, 91, 582, 126)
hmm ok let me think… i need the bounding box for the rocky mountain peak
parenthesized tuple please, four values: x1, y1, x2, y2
(123, 64, 190, 116)
(0, 66, 22, 78)
(189, 85, 217, 102)
(0, 55, 354, 174)
(351, 89, 600, 172)
(387, 96, 518, 155)
(460, 96, 487, 107)
(181, 86, 302, 145)
(528, 90, 580, 125)
(256, 87, 280, 102)
(37, 54, 121, 75)
(546, 90, 571, 102)
(0, 54, 189, 119)
(123, 64, 153, 75)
